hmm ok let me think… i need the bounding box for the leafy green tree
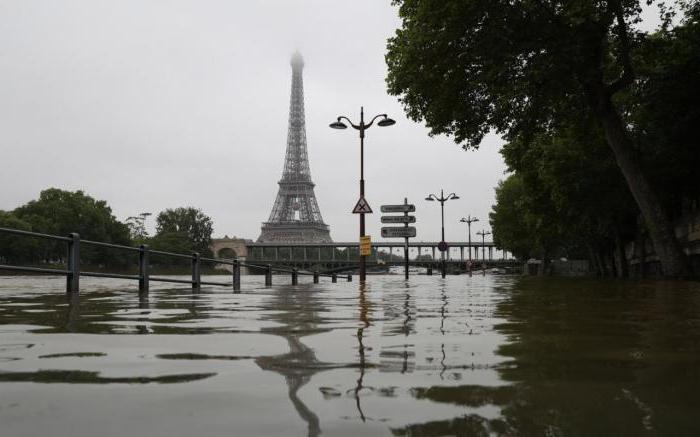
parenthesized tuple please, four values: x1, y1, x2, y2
(0, 211, 40, 264)
(154, 207, 213, 256)
(495, 111, 638, 276)
(386, 0, 692, 276)
(489, 176, 536, 261)
(628, 8, 700, 217)
(12, 188, 131, 266)
(148, 231, 194, 266)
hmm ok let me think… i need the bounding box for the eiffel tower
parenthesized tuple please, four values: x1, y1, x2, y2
(258, 52, 332, 243)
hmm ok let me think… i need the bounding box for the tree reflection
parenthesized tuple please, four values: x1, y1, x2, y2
(392, 278, 700, 436)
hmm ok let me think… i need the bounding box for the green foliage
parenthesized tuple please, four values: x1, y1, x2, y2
(489, 176, 536, 260)
(0, 211, 40, 264)
(12, 188, 132, 267)
(1, 189, 219, 272)
(14, 188, 129, 242)
(154, 207, 213, 257)
(387, 1, 698, 275)
(493, 110, 637, 262)
(386, 0, 647, 147)
(627, 10, 700, 216)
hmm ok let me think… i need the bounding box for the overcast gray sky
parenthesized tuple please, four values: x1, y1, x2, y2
(0, 1, 663, 243)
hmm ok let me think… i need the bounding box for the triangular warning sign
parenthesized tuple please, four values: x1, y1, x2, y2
(352, 197, 373, 214)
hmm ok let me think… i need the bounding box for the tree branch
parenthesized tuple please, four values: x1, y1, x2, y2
(606, 0, 635, 96)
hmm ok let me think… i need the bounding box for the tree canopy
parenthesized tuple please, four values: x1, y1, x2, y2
(153, 207, 214, 257)
(10, 188, 131, 266)
(387, 0, 699, 276)
(1, 189, 217, 270)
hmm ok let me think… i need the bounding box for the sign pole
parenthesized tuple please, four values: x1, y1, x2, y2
(359, 108, 366, 283)
(404, 197, 409, 280)
(380, 200, 416, 279)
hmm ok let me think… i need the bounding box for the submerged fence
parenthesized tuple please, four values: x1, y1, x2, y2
(0, 227, 350, 294)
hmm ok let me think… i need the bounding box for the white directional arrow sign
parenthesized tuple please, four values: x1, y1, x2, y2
(381, 215, 416, 224)
(381, 227, 417, 238)
(380, 204, 415, 213)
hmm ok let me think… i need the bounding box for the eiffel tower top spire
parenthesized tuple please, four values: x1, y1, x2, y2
(257, 53, 332, 243)
(281, 51, 311, 183)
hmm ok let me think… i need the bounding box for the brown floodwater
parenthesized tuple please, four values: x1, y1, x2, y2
(0, 274, 699, 436)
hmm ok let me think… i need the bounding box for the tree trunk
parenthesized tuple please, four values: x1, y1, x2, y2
(591, 89, 689, 278)
(587, 245, 601, 276)
(610, 248, 619, 278)
(614, 228, 628, 278)
(637, 229, 646, 279)
(596, 250, 609, 277)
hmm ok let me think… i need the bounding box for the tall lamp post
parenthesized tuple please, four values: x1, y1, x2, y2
(330, 107, 395, 283)
(126, 212, 152, 240)
(459, 215, 479, 274)
(425, 189, 459, 278)
(476, 230, 491, 274)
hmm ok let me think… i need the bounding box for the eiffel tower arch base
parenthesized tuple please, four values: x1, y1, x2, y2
(258, 222, 332, 244)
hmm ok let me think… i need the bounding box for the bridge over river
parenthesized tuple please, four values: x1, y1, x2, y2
(237, 241, 518, 272)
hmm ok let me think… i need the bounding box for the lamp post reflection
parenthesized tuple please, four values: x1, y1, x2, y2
(354, 283, 371, 422)
(440, 284, 448, 380)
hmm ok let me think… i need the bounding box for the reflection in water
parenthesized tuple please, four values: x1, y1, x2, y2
(440, 283, 447, 380)
(0, 369, 216, 384)
(255, 286, 326, 437)
(392, 279, 700, 436)
(2, 276, 700, 436)
(136, 293, 150, 334)
(380, 281, 416, 375)
(354, 283, 370, 422)
(65, 292, 80, 332)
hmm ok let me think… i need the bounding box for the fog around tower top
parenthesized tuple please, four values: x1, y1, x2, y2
(291, 51, 304, 69)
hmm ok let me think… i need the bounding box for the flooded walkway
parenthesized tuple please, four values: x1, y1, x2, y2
(1, 275, 699, 436)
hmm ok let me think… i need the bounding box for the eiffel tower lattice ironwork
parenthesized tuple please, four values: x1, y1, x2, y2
(258, 53, 332, 243)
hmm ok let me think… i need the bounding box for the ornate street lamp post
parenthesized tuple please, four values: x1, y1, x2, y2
(330, 107, 395, 283)
(425, 189, 459, 278)
(476, 230, 491, 275)
(459, 215, 479, 275)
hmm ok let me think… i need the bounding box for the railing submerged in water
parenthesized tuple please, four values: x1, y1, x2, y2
(0, 227, 350, 294)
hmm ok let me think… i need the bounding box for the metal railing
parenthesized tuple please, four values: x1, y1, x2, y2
(0, 227, 351, 294)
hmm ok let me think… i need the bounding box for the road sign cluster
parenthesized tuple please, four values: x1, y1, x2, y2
(380, 201, 417, 239)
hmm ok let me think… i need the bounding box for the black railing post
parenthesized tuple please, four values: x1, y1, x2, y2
(265, 264, 272, 286)
(192, 252, 201, 290)
(427, 266, 433, 276)
(66, 232, 80, 294)
(313, 271, 319, 284)
(233, 260, 241, 292)
(139, 244, 149, 294)
(292, 268, 298, 285)
(332, 274, 337, 283)
(347, 274, 352, 282)
(441, 259, 446, 278)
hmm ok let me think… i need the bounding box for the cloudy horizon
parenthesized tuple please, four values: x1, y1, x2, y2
(0, 1, 563, 243)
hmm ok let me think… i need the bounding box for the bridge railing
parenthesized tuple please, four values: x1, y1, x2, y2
(0, 227, 351, 294)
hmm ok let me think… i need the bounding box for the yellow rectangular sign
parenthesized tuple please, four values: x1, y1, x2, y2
(360, 236, 372, 256)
